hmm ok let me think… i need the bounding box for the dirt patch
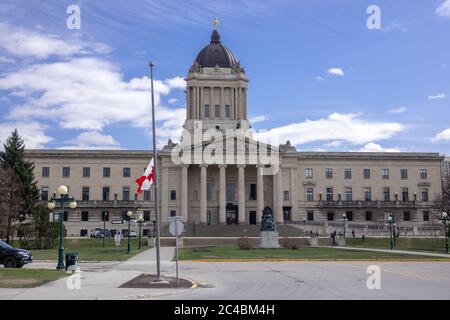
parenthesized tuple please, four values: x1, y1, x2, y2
(119, 274, 194, 289)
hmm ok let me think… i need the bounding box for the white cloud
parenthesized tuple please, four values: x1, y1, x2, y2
(315, 76, 325, 81)
(0, 22, 111, 59)
(428, 93, 447, 100)
(355, 142, 400, 153)
(327, 68, 344, 77)
(0, 56, 15, 64)
(64, 131, 120, 149)
(165, 77, 186, 90)
(0, 122, 53, 149)
(324, 140, 344, 148)
(437, 0, 450, 18)
(433, 128, 450, 142)
(168, 98, 179, 104)
(387, 106, 407, 114)
(249, 115, 268, 124)
(254, 113, 403, 147)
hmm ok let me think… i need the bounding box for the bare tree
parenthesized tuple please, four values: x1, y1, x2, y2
(0, 165, 23, 243)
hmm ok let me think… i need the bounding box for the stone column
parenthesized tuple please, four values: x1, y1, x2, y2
(193, 86, 197, 119)
(181, 165, 189, 222)
(219, 165, 226, 224)
(200, 164, 207, 224)
(220, 87, 224, 120)
(273, 166, 283, 223)
(290, 168, 298, 222)
(161, 165, 169, 222)
(238, 164, 246, 224)
(256, 164, 264, 223)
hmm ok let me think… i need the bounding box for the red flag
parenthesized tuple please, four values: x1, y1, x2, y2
(136, 158, 154, 194)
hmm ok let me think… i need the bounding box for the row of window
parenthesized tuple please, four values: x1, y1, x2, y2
(41, 186, 155, 202)
(62, 210, 177, 223)
(306, 210, 431, 222)
(304, 187, 429, 202)
(203, 104, 231, 119)
(305, 168, 428, 180)
(42, 167, 133, 178)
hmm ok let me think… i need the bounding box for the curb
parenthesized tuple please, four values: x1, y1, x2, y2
(180, 258, 450, 263)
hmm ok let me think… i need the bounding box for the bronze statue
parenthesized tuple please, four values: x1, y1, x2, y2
(260, 207, 277, 231)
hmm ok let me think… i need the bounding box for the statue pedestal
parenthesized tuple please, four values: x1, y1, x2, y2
(259, 231, 280, 248)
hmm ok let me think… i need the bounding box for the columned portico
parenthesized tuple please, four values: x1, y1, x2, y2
(200, 164, 208, 224)
(219, 164, 227, 224)
(238, 164, 246, 224)
(256, 165, 264, 222)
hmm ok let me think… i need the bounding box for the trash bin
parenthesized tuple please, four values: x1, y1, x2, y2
(65, 251, 79, 271)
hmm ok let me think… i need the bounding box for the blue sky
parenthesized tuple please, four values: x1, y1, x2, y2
(0, 0, 449, 154)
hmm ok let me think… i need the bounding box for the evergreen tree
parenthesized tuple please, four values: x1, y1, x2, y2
(0, 129, 39, 218)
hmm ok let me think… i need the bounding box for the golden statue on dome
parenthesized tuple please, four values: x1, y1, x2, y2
(213, 17, 219, 30)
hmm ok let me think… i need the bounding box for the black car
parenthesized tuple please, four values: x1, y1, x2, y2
(0, 240, 33, 268)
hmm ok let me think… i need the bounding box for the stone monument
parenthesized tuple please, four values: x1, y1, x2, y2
(259, 207, 280, 248)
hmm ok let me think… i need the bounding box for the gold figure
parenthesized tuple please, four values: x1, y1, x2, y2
(213, 17, 219, 30)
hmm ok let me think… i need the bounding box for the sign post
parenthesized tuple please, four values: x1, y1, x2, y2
(169, 216, 184, 287)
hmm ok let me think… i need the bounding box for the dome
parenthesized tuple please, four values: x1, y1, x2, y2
(194, 29, 239, 68)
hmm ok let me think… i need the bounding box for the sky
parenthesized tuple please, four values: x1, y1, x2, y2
(0, 0, 449, 154)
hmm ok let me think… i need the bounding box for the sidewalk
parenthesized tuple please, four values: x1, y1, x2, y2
(328, 246, 450, 258)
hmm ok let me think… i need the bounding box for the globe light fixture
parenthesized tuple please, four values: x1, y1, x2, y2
(57, 185, 68, 196)
(48, 202, 56, 210)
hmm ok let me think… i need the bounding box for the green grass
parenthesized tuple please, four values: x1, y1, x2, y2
(346, 237, 448, 253)
(178, 245, 444, 261)
(22, 238, 149, 261)
(0, 269, 67, 288)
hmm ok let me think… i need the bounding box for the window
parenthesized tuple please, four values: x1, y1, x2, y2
(207, 183, 213, 201)
(144, 190, 151, 201)
(214, 105, 220, 118)
(403, 211, 410, 221)
(226, 183, 234, 201)
(344, 168, 352, 179)
(82, 187, 90, 201)
(307, 211, 314, 221)
(423, 211, 429, 221)
(401, 188, 409, 202)
(326, 187, 333, 201)
(382, 169, 389, 180)
(62, 167, 70, 178)
(250, 184, 257, 200)
(383, 187, 390, 201)
(305, 168, 313, 179)
(102, 187, 110, 201)
(102, 211, 109, 222)
(63, 211, 68, 222)
(325, 168, 333, 179)
(365, 211, 372, 221)
(420, 169, 428, 179)
(306, 187, 314, 202)
(363, 169, 371, 179)
(171, 190, 177, 201)
(122, 187, 130, 201)
(80, 229, 88, 237)
(123, 167, 131, 177)
(421, 188, 429, 202)
(81, 211, 89, 222)
(364, 188, 372, 201)
(345, 187, 352, 201)
(42, 167, 50, 178)
(400, 169, 408, 180)
(170, 210, 176, 217)
(284, 191, 290, 201)
(225, 105, 230, 118)
(346, 211, 353, 221)
(143, 210, 151, 221)
(204, 104, 210, 118)
(327, 211, 334, 221)
(83, 167, 90, 178)
(41, 187, 49, 201)
(103, 167, 111, 178)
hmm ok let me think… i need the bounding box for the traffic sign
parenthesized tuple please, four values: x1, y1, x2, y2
(111, 219, 123, 225)
(169, 219, 184, 236)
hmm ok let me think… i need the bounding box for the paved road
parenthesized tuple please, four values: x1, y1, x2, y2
(1, 247, 450, 300)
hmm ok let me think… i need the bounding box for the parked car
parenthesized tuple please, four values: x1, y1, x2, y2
(90, 228, 110, 239)
(122, 230, 137, 238)
(0, 240, 33, 268)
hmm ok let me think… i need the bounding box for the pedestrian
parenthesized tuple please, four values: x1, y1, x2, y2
(310, 230, 313, 238)
(315, 231, 319, 238)
(331, 232, 336, 246)
(352, 230, 355, 238)
(362, 234, 365, 241)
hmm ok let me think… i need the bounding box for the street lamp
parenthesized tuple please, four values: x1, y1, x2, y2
(126, 210, 133, 254)
(48, 185, 77, 270)
(441, 211, 449, 254)
(137, 214, 144, 250)
(385, 213, 395, 250)
(342, 213, 348, 238)
(102, 211, 108, 248)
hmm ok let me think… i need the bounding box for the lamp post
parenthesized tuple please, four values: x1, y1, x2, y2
(342, 213, 348, 238)
(385, 213, 394, 250)
(102, 211, 108, 248)
(137, 214, 144, 250)
(441, 212, 449, 254)
(126, 210, 133, 254)
(48, 185, 77, 270)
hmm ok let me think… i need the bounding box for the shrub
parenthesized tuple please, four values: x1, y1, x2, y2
(280, 237, 300, 250)
(237, 237, 253, 250)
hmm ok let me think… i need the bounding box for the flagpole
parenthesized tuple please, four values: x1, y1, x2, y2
(149, 61, 162, 282)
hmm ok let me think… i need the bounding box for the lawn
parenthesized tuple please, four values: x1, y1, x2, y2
(0, 269, 67, 288)
(178, 245, 445, 261)
(346, 237, 448, 253)
(22, 238, 149, 261)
